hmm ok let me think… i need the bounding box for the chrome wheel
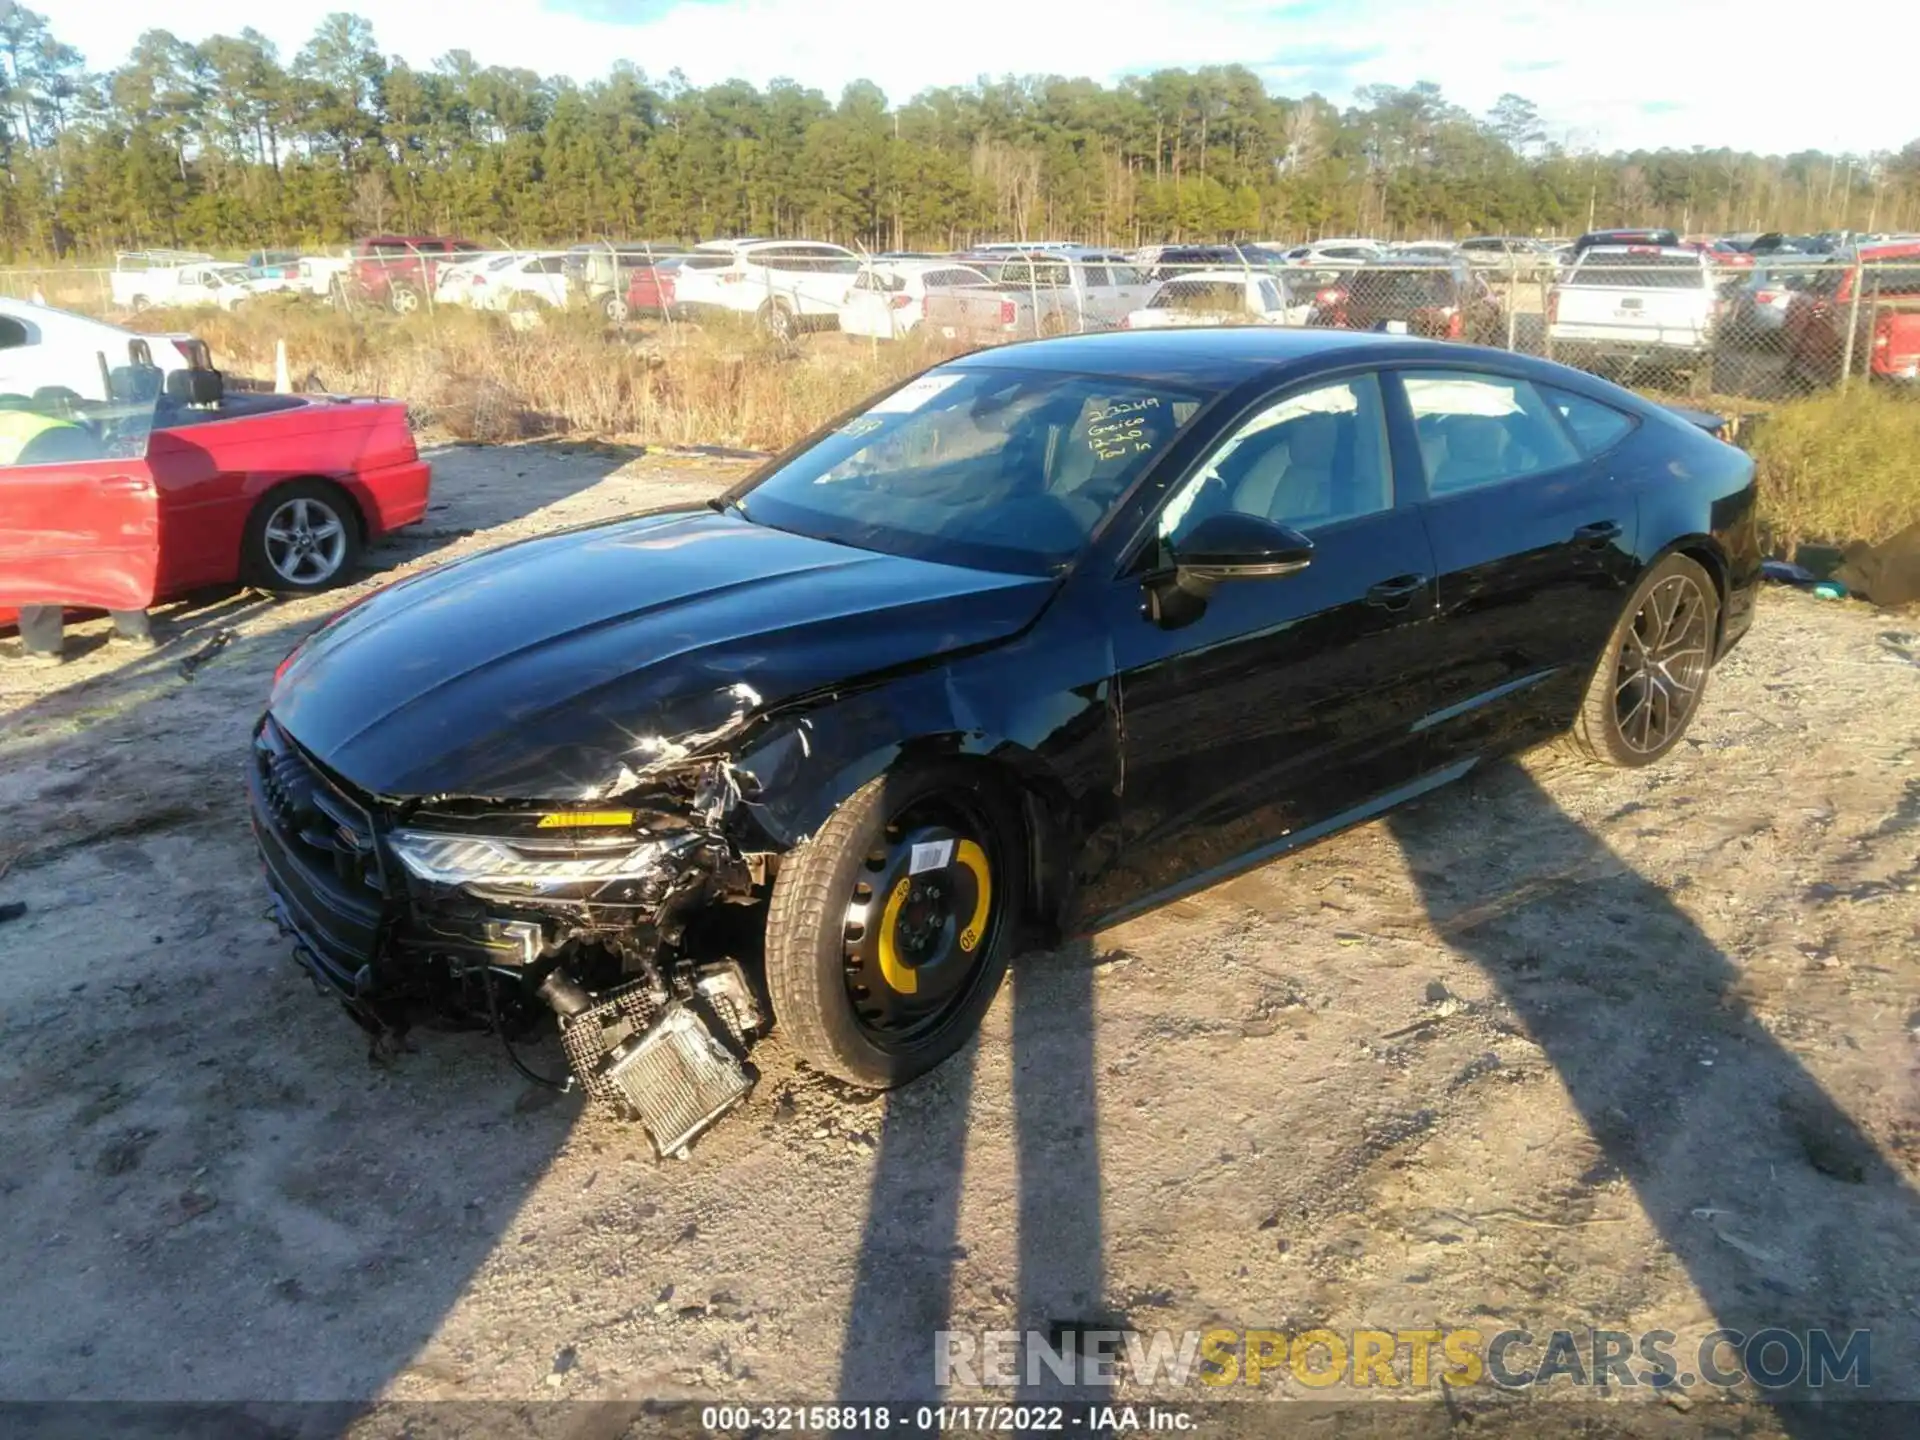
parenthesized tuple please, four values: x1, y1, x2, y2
(1613, 571, 1711, 756)
(263, 496, 349, 587)
(391, 285, 421, 315)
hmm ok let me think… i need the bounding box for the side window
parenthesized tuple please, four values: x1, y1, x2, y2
(1401, 370, 1582, 496)
(1080, 264, 1110, 288)
(1159, 374, 1393, 542)
(0, 318, 29, 349)
(1539, 385, 1636, 457)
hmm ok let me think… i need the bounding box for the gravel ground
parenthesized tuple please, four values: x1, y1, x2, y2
(2, 441, 1918, 1436)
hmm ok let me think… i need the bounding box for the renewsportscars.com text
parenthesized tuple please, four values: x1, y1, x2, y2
(935, 1326, 1872, 1392)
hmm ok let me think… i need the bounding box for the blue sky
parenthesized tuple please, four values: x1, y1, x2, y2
(54, 0, 1915, 156)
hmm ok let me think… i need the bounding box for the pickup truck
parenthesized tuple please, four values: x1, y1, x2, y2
(923, 252, 1153, 340)
(1783, 242, 1920, 386)
(1120, 270, 1308, 329)
(1547, 246, 1729, 385)
(111, 254, 259, 312)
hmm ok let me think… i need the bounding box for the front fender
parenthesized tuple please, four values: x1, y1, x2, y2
(725, 645, 1120, 930)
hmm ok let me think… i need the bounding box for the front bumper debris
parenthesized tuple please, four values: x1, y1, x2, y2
(247, 714, 767, 1155)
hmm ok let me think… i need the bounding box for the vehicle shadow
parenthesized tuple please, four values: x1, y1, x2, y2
(836, 937, 1108, 1405)
(1383, 760, 1917, 1432)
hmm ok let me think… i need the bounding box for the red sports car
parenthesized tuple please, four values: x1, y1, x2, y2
(1, 375, 429, 626)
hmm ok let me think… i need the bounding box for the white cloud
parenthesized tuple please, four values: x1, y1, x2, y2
(48, 0, 1919, 155)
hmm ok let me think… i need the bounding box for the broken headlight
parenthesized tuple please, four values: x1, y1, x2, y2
(389, 828, 693, 903)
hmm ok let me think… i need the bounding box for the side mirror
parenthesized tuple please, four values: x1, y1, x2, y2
(1172, 511, 1314, 583)
(1142, 512, 1314, 630)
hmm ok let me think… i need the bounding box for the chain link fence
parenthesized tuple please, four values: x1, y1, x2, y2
(5, 240, 1916, 409)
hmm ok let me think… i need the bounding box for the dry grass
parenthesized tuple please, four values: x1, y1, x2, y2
(128, 299, 965, 450)
(121, 299, 1920, 553)
(1748, 389, 1920, 552)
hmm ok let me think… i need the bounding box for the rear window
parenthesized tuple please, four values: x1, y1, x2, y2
(1349, 269, 1455, 307)
(1541, 386, 1636, 456)
(1567, 253, 1707, 288)
(1150, 279, 1247, 312)
(683, 252, 733, 269)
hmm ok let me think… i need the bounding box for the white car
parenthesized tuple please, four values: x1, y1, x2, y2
(1276, 239, 1385, 266)
(109, 254, 262, 311)
(670, 240, 864, 335)
(0, 297, 196, 400)
(431, 251, 517, 306)
(1121, 270, 1308, 329)
(460, 251, 575, 312)
(840, 260, 994, 339)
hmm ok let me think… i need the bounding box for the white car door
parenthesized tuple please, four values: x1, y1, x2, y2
(530, 255, 572, 307)
(840, 267, 891, 337)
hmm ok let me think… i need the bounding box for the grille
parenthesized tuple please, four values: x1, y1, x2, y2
(557, 979, 665, 1104)
(254, 720, 379, 888)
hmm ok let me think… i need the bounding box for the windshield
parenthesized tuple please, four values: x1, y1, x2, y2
(0, 344, 160, 469)
(737, 367, 1206, 575)
(1348, 268, 1456, 308)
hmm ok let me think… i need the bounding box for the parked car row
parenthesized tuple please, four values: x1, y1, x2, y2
(1545, 238, 1920, 390)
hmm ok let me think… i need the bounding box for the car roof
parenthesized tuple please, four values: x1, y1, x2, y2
(946, 326, 1505, 390)
(1151, 269, 1266, 287)
(0, 295, 134, 329)
(1576, 245, 1703, 260)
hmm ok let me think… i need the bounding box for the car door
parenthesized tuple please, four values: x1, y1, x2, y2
(1089, 370, 1443, 919)
(1388, 366, 1641, 767)
(0, 418, 160, 614)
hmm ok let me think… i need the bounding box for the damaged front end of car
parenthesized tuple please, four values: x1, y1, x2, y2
(246, 688, 784, 1159)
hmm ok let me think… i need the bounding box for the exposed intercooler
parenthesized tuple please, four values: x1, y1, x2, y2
(538, 963, 761, 1158)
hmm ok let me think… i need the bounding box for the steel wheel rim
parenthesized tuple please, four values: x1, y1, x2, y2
(842, 800, 1001, 1049)
(1614, 573, 1710, 755)
(263, 496, 348, 586)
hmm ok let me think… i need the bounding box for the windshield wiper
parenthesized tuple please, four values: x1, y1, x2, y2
(706, 495, 747, 517)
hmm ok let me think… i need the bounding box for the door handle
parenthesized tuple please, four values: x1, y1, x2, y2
(1572, 520, 1622, 548)
(98, 475, 153, 494)
(1366, 573, 1428, 610)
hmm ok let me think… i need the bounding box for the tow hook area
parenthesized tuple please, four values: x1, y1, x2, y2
(537, 962, 764, 1159)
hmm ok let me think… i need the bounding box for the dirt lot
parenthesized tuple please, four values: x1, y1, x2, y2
(3, 443, 1919, 1432)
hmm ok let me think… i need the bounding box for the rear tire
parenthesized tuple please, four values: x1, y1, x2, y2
(241, 480, 363, 595)
(603, 293, 630, 323)
(757, 299, 797, 341)
(762, 763, 1022, 1089)
(1570, 554, 1718, 768)
(390, 282, 422, 316)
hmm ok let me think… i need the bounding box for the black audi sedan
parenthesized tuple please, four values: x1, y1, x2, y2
(251, 328, 1759, 1152)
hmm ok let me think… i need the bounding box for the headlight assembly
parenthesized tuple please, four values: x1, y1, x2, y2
(389, 828, 692, 901)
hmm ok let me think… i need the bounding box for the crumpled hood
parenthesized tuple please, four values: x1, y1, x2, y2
(270, 507, 1056, 798)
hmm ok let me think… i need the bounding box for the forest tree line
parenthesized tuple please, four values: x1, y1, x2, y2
(2, 5, 1917, 259)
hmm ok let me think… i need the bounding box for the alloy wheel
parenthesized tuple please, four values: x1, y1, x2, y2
(1613, 571, 1711, 755)
(263, 495, 349, 587)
